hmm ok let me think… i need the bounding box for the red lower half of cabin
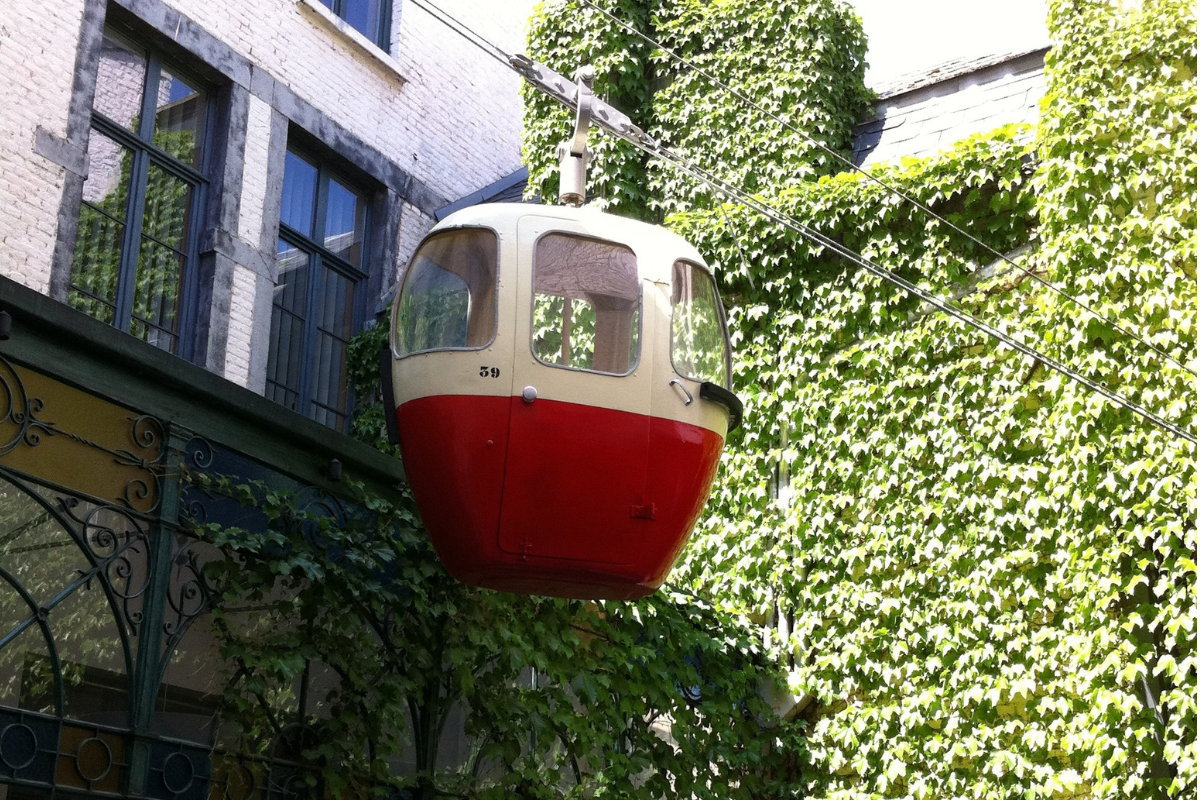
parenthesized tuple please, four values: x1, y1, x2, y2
(396, 394, 724, 600)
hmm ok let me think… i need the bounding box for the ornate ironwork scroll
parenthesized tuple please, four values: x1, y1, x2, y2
(0, 355, 167, 515)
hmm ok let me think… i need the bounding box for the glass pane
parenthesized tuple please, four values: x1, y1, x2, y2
(395, 229, 497, 355)
(280, 152, 318, 237)
(0, 481, 141, 724)
(343, 0, 382, 44)
(131, 238, 184, 353)
(275, 240, 310, 316)
(79, 128, 134, 219)
(532, 295, 598, 370)
(316, 266, 355, 341)
(671, 260, 730, 387)
(142, 163, 193, 251)
(70, 129, 134, 324)
(92, 32, 147, 132)
(312, 267, 356, 428)
(532, 234, 640, 375)
(156, 535, 227, 743)
(324, 178, 364, 267)
(153, 67, 206, 168)
(266, 240, 310, 411)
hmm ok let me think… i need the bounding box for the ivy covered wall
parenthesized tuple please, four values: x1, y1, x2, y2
(521, 0, 1196, 798)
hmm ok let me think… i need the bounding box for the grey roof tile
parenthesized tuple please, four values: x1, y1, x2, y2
(852, 48, 1047, 169)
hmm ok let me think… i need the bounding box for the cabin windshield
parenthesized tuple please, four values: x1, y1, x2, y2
(394, 228, 498, 356)
(671, 260, 731, 388)
(531, 234, 640, 376)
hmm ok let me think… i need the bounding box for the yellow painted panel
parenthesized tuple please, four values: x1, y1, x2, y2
(0, 360, 163, 514)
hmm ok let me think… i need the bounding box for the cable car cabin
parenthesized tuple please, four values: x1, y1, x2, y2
(387, 203, 741, 600)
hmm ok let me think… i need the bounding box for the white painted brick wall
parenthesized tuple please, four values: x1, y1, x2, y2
(0, 0, 534, 386)
(238, 95, 275, 247)
(162, 0, 535, 206)
(225, 264, 257, 385)
(0, 0, 88, 294)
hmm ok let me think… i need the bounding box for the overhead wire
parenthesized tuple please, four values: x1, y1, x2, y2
(407, 0, 514, 67)
(626, 135, 1196, 444)
(574, 0, 1197, 379)
(397, 0, 1197, 446)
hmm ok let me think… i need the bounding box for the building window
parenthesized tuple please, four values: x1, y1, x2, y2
(69, 28, 209, 356)
(318, 0, 392, 50)
(267, 148, 368, 431)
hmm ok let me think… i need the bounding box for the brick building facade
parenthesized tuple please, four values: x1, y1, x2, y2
(1, 0, 532, 402)
(0, 0, 533, 795)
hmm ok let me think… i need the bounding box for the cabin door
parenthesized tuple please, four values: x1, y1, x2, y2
(496, 216, 654, 567)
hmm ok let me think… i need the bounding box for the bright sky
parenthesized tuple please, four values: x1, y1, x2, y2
(846, 0, 1051, 89)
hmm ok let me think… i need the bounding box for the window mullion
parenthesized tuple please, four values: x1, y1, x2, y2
(175, 179, 207, 362)
(138, 57, 162, 144)
(113, 147, 152, 333)
(113, 54, 159, 333)
(313, 170, 331, 243)
(144, 147, 206, 186)
(305, 172, 333, 415)
(297, 252, 326, 419)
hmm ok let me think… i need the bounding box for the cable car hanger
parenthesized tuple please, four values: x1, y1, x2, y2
(385, 61, 744, 600)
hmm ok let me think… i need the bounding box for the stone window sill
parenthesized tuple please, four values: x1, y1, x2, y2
(296, 0, 406, 84)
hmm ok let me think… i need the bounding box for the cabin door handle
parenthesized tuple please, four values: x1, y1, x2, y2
(669, 379, 693, 406)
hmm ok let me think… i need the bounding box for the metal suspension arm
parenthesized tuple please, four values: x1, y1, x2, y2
(510, 54, 657, 206)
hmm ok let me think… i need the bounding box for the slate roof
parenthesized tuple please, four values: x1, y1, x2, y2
(442, 49, 1049, 207)
(435, 166, 532, 220)
(852, 46, 1049, 168)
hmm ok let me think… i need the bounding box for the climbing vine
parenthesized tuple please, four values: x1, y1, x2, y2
(522, 0, 1195, 798)
(198, 0, 1194, 796)
(188, 469, 803, 798)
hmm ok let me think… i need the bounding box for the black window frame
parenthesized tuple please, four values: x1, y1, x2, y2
(70, 27, 214, 361)
(319, 0, 393, 51)
(268, 145, 372, 432)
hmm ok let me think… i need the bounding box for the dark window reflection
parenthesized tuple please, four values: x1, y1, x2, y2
(266, 238, 310, 412)
(93, 33, 147, 132)
(269, 148, 369, 430)
(72, 26, 207, 356)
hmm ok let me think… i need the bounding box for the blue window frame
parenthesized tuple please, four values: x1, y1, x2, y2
(69, 28, 210, 358)
(267, 148, 370, 431)
(318, 0, 393, 50)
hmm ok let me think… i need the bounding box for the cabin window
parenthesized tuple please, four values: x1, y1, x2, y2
(394, 228, 499, 356)
(670, 260, 731, 388)
(532, 234, 640, 376)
